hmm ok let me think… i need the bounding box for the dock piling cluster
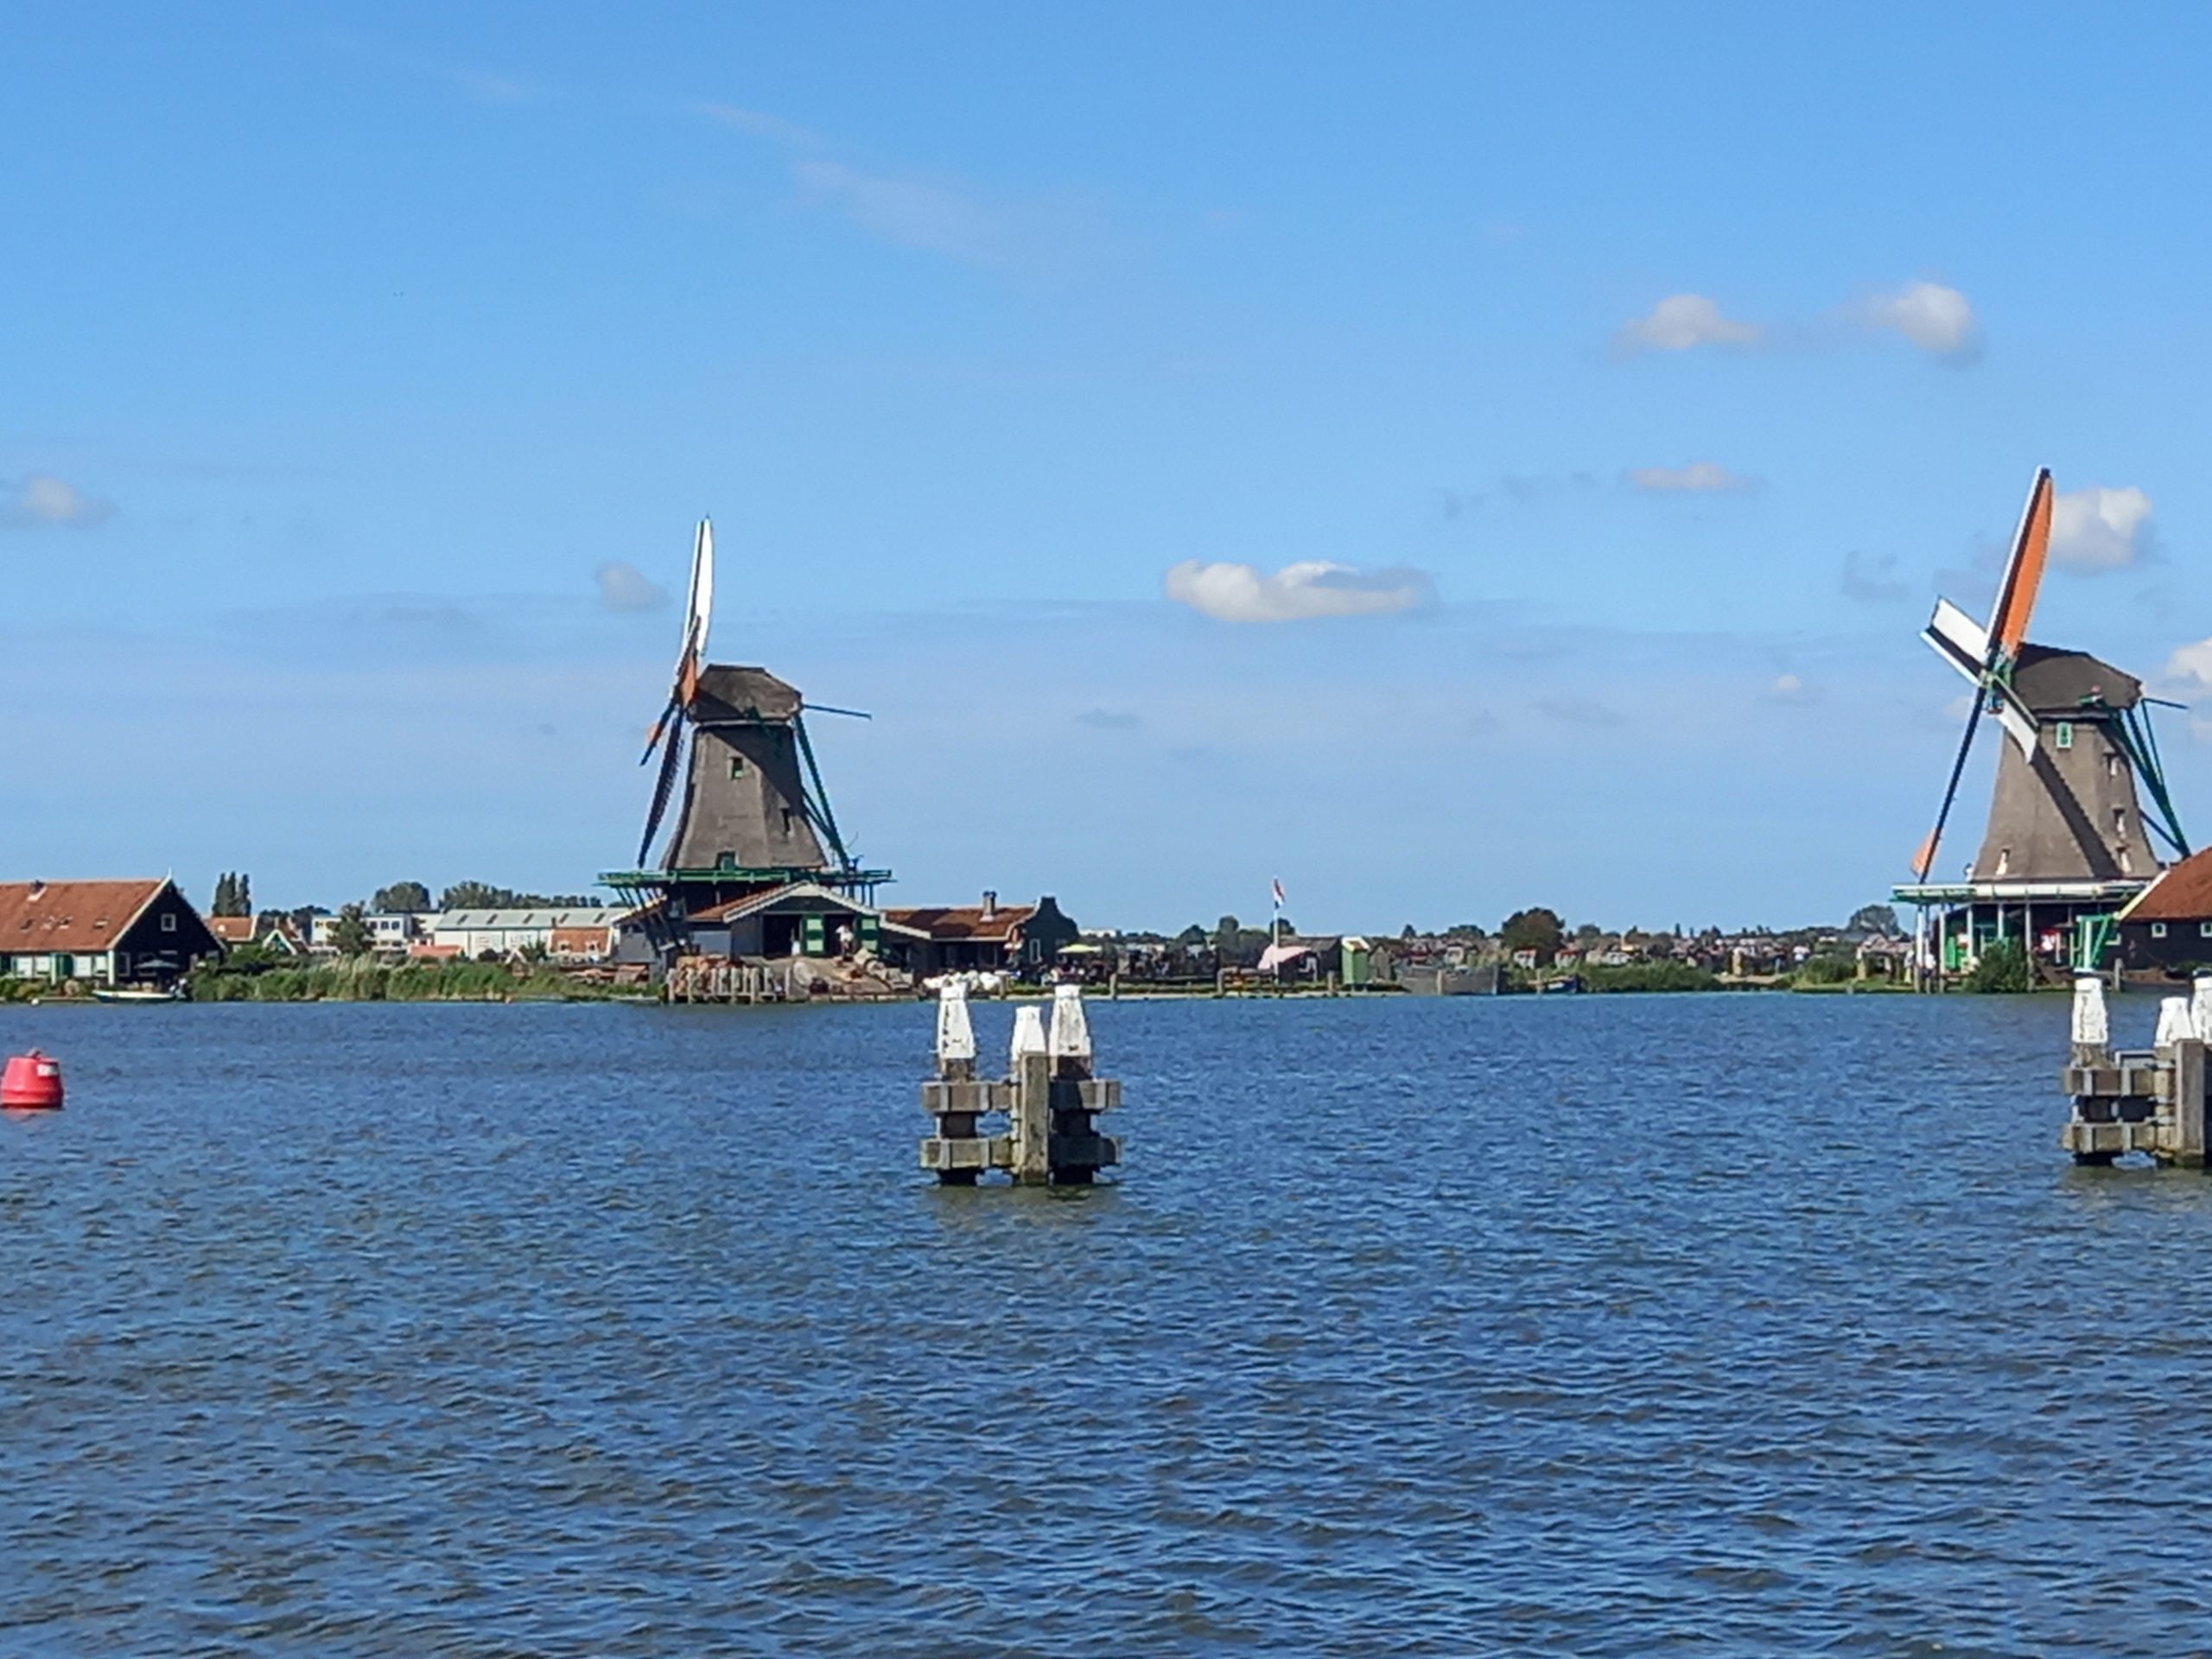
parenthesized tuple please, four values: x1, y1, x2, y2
(920, 982, 1121, 1185)
(2062, 975, 2212, 1166)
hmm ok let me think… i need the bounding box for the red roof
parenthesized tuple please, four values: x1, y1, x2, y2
(883, 903, 1035, 943)
(0, 880, 168, 953)
(207, 914, 255, 944)
(2126, 852, 2212, 921)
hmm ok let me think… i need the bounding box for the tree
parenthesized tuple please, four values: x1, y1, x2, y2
(1965, 938, 2031, 993)
(330, 902, 375, 957)
(374, 880, 433, 913)
(1498, 907, 1565, 965)
(1575, 921, 1604, 942)
(210, 872, 252, 917)
(440, 880, 595, 911)
(1848, 903, 1901, 938)
(1175, 924, 1206, 947)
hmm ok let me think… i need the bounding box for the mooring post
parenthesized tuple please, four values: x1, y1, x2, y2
(919, 980, 995, 1184)
(2157, 994, 2209, 1168)
(1011, 1004, 1052, 1183)
(2071, 974, 2111, 1068)
(1043, 982, 1120, 1185)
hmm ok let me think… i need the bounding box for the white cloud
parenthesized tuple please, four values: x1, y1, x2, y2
(2050, 486, 2153, 572)
(1624, 461, 1752, 493)
(1163, 559, 1432, 625)
(1860, 281, 1978, 359)
(695, 102, 821, 148)
(794, 160, 1020, 266)
(1, 474, 114, 529)
(2162, 638, 2212, 696)
(1618, 294, 1761, 354)
(594, 561, 669, 613)
(1840, 550, 1906, 603)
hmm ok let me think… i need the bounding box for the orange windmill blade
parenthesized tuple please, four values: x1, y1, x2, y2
(1986, 467, 2054, 658)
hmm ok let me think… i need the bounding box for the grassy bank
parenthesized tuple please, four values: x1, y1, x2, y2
(187, 958, 644, 1002)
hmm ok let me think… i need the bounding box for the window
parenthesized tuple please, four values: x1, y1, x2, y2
(2200, 923, 2212, 939)
(2152, 923, 2169, 938)
(2108, 753, 2123, 779)
(729, 756, 747, 778)
(1995, 849, 2011, 877)
(2056, 721, 2074, 750)
(162, 913, 176, 932)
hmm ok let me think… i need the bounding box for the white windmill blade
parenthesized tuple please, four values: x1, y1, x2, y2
(1992, 679, 2040, 760)
(1923, 597, 1991, 683)
(691, 517, 715, 663)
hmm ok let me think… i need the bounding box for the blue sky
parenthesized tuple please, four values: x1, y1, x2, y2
(6, 2, 2212, 931)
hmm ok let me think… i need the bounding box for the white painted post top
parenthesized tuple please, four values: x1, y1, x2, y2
(935, 979, 976, 1064)
(1048, 982, 1092, 1062)
(2072, 975, 2109, 1049)
(1011, 1004, 1047, 1063)
(2156, 995, 2195, 1050)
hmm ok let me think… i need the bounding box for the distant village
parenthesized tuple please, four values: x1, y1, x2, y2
(0, 869, 1929, 1001)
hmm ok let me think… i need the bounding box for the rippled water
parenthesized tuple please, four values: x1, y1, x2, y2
(5, 993, 2212, 1656)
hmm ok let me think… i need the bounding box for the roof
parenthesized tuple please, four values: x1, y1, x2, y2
(2012, 645, 2144, 714)
(690, 881, 884, 925)
(207, 914, 256, 944)
(689, 665, 804, 725)
(2120, 851, 2212, 922)
(430, 908, 629, 930)
(883, 902, 1037, 942)
(0, 879, 171, 954)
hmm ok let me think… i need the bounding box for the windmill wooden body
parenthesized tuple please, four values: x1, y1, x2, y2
(600, 520, 892, 974)
(1895, 470, 2188, 984)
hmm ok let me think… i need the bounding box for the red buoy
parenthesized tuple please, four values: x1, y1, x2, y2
(2, 1051, 63, 1110)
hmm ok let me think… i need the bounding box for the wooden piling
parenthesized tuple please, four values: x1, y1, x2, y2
(918, 981, 1120, 1186)
(2061, 976, 2212, 1166)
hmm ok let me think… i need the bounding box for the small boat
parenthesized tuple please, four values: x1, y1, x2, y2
(1538, 974, 1585, 995)
(92, 984, 184, 1004)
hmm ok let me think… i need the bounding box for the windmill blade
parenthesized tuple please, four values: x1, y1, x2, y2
(665, 518, 714, 694)
(637, 720, 687, 866)
(639, 694, 680, 765)
(802, 702, 873, 720)
(1913, 694, 1986, 880)
(690, 518, 715, 664)
(1923, 598, 1992, 682)
(1986, 467, 2055, 658)
(1991, 680, 2039, 760)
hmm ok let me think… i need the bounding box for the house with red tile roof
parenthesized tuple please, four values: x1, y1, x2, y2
(879, 893, 1079, 976)
(0, 878, 225, 986)
(2117, 849, 2212, 972)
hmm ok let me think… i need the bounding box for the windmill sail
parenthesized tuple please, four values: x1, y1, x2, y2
(1988, 468, 2053, 658)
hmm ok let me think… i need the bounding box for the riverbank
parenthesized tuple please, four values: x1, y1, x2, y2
(193, 959, 653, 1002)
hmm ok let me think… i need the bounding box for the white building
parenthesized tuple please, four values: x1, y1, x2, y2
(308, 912, 428, 954)
(429, 907, 630, 958)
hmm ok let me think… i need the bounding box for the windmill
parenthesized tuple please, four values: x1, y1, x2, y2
(1903, 470, 2187, 976)
(629, 518, 880, 886)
